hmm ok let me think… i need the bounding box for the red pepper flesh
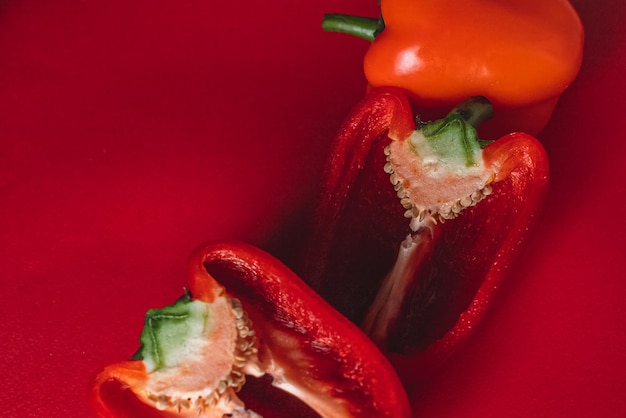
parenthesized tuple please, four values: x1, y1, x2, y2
(299, 88, 549, 383)
(90, 241, 411, 417)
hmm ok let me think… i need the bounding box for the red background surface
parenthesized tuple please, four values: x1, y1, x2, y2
(1, 0, 624, 416)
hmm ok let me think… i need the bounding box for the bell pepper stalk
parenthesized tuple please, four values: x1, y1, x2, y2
(90, 241, 411, 417)
(322, 0, 584, 138)
(299, 88, 549, 384)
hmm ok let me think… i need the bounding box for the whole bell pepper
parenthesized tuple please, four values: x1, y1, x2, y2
(90, 241, 411, 417)
(323, 0, 584, 138)
(299, 88, 549, 383)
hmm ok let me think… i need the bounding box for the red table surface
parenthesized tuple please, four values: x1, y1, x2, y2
(1, 0, 624, 417)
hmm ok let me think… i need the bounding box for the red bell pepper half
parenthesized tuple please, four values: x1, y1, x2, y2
(300, 88, 549, 384)
(90, 241, 411, 417)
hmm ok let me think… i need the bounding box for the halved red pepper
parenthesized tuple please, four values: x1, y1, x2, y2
(323, 0, 584, 138)
(90, 241, 411, 417)
(299, 88, 549, 383)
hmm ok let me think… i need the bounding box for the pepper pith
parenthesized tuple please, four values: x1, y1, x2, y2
(129, 293, 261, 414)
(384, 97, 495, 226)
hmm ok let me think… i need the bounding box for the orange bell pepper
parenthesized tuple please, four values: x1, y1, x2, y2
(323, 0, 584, 138)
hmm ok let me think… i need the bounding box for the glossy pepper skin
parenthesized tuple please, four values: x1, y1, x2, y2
(90, 241, 411, 417)
(325, 0, 583, 138)
(300, 88, 549, 383)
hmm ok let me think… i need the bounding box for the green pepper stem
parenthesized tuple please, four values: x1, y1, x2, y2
(322, 14, 383, 42)
(417, 97, 494, 166)
(449, 96, 494, 129)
